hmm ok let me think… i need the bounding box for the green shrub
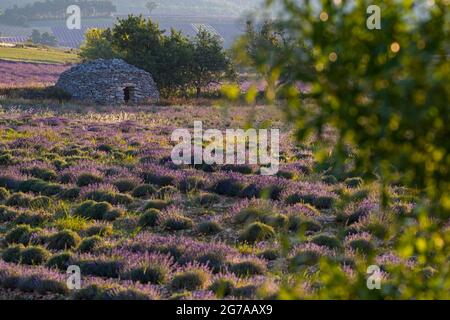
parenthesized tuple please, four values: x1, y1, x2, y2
(0, 205, 18, 222)
(290, 251, 320, 268)
(198, 193, 220, 206)
(47, 230, 81, 250)
(232, 285, 258, 299)
(144, 199, 169, 210)
(179, 176, 205, 193)
(41, 183, 64, 196)
(233, 208, 268, 225)
(156, 186, 178, 199)
(257, 249, 280, 261)
(336, 210, 367, 226)
(213, 179, 244, 197)
(20, 246, 50, 265)
(16, 275, 68, 295)
(132, 184, 157, 198)
(72, 284, 149, 300)
(97, 144, 114, 153)
(125, 263, 169, 285)
(0, 187, 10, 201)
(288, 215, 321, 233)
(276, 170, 295, 179)
(142, 173, 174, 187)
(74, 201, 114, 220)
(310, 234, 341, 249)
(230, 260, 266, 277)
(285, 193, 335, 210)
(263, 214, 288, 229)
(103, 208, 124, 221)
(76, 173, 103, 187)
(5, 225, 36, 245)
(26, 167, 57, 181)
(42, 86, 72, 102)
(46, 252, 74, 270)
(6, 192, 32, 208)
(17, 179, 47, 193)
(79, 259, 123, 278)
(170, 269, 210, 291)
(40, 278, 70, 295)
(345, 177, 364, 189)
(59, 187, 81, 200)
(348, 239, 375, 255)
(222, 164, 253, 174)
(113, 193, 133, 205)
(322, 175, 338, 185)
(197, 252, 227, 273)
(84, 190, 133, 205)
(139, 209, 161, 228)
(84, 223, 113, 237)
(162, 214, 193, 231)
(114, 179, 138, 193)
(0, 175, 18, 189)
(2, 244, 24, 263)
(83, 190, 113, 203)
(209, 278, 235, 298)
(0, 154, 13, 165)
(364, 222, 390, 240)
(15, 211, 50, 226)
(238, 222, 275, 243)
(30, 196, 52, 209)
(78, 236, 102, 253)
(197, 221, 222, 235)
(239, 183, 260, 199)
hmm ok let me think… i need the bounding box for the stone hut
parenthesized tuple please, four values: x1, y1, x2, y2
(56, 59, 159, 104)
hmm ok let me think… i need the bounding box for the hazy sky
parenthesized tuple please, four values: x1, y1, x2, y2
(0, 0, 265, 17)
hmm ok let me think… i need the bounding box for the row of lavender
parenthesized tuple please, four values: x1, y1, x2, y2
(0, 107, 416, 299)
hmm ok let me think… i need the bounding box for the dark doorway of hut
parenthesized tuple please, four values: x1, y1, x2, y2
(124, 86, 135, 103)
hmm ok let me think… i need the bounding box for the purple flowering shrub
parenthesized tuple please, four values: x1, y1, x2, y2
(0, 106, 422, 299)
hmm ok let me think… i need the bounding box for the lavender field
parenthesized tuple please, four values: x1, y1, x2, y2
(0, 60, 70, 88)
(0, 105, 420, 300)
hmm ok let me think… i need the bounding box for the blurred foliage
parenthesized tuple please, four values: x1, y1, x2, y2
(231, 0, 450, 299)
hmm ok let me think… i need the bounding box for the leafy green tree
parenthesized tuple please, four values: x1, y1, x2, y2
(233, 0, 449, 299)
(145, 1, 158, 14)
(30, 29, 42, 44)
(80, 28, 116, 61)
(110, 15, 165, 72)
(191, 28, 234, 97)
(29, 29, 57, 47)
(40, 32, 58, 47)
(161, 29, 195, 96)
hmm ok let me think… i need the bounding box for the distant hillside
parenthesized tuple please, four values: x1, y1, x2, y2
(0, 1, 35, 10)
(113, 0, 263, 16)
(0, 0, 264, 17)
(0, 16, 246, 49)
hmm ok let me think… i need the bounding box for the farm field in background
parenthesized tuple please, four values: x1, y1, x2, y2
(0, 46, 79, 65)
(0, 60, 70, 88)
